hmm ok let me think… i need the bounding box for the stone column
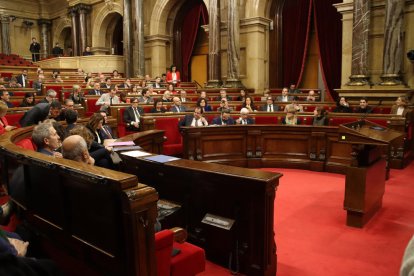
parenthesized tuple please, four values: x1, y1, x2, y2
(347, 0, 370, 86)
(380, 0, 405, 86)
(0, 16, 11, 55)
(133, 0, 145, 76)
(123, 0, 133, 77)
(38, 19, 52, 59)
(224, 0, 244, 88)
(69, 8, 79, 56)
(78, 5, 91, 56)
(205, 0, 222, 88)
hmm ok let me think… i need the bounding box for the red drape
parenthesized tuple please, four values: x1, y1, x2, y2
(313, 0, 342, 101)
(282, 0, 313, 87)
(180, 3, 208, 82)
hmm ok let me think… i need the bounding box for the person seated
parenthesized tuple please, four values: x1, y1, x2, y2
(99, 111, 116, 139)
(391, 96, 410, 117)
(31, 121, 62, 157)
(288, 84, 301, 94)
(5, 77, 21, 88)
(20, 92, 35, 107)
(70, 84, 85, 104)
(49, 101, 65, 121)
(88, 82, 102, 96)
(63, 109, 78, 138)
(312, 107, 328, 126)
(51, 42, 63, 57)
(284, 100, 303, 113)
(154, 76, 164, 88)
(306, 90, 317, 102)
(355, 97, 373, 113)
(215, 89, 231, 101)
(261, 96, 279, 112)
(112, 70, 121, 79)
(217, 98, 232, 112)
(54, 75, 63, 83)
(179, 107, 208, 127)
(242, 96, 257, 112)
(276, 87, 294, 102)
(179, 90, 187, 102)
(32, 75, 44, 94)
(161, 91, 172, 102)
(16, 69, 28, 88)
(62, 135, 95, 165)
(166, 65, 181, 85)
(237, 89, 247, 101)
(123, 98, 144, 131)
(83, 46, 93, 56)
(212, 109, 235, 125)
(150, 99, 166, 113)
(139, 88, 153, 104)
(19, 103, 51, 127)
(170, 97, 187, 112)
(39, 89, 57, 104)
(64, 99, 75, 111)
(282, 107, 301, 125)
(100, 77, 112, 89)
(0, 90, 14, 108)
(0, 102, 17, 135)
(0, 228, 29, 256)
(236, 108, 254, 125)
(120, 78, 132, 89)
(199, 91, 208, 100)
(333, 97, 352, 113)
(86, 113, 106, 144)
(96, 86, 120, 112)
(197, 98, 212, 112)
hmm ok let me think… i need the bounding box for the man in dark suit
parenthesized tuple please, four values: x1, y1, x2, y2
(355, 97, 373, 113)
(179, 107, 208, 127)
(88, 82, 102, 95)
(16, 69, 28, 88)
(98, 111, 115, 139)
(51, 42, 63, 57)
(29, 37, 41, 62)
(123, 98, 144, 131)
(19, 103, 51, 127)
(276, 87, 294, 102)
(83, 46, 93, 56)
(100, 77, 111, 89)
(215, 89, 232, 101)
(235, 108, 254, 125)
(170, 97, 187, 112)
(212, 109, 235, 125)
(260, 96, 279, 112)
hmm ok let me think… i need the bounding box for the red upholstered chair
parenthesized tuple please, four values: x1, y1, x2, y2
(15, 137, 37, 151)
(5, 113, 25, 128)
(255, 115, 278, 124)
(154, 117, 182, 156)
(85, 97, 100, 116)
(117, 108, 136, 137)
(301, 116, 315, 125)
(155, 229, 206, 276)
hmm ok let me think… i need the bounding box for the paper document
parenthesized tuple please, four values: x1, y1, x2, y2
(144, 155, 180, 163)
(121, 150, 152, 158)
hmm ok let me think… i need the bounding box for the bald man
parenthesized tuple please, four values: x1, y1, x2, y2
(62, 135, 95, 165)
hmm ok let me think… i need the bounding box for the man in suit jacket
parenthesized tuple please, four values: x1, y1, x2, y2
(29, 37, 41, 62)
(16, 69, 28, 88)
(139, 89, 153, 104)
(0, 91, 14, 108)
(276, 87, 294, 102)
(32, 75, 44, 94)
(261, 96, 279, 112)
(170, 97, 187, 112)
(179, 107, 208, 127)
(88, 82, 102, 95)
(19, 103, 51, 127)
(123, 98, 144, 131)
(212, 109, 235, 125)
(235, 108, 254, 125)
(100, 77, 112, 89)
(215, 89, 232, 101)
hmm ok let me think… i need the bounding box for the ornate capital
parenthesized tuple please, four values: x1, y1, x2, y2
(0, 15, 10, 24)
(38, 19, 52, 26)
(104, 0, 116, 11)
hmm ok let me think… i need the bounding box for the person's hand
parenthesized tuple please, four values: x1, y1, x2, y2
(134, 122, 140, 128)
(105, 146, 113, 152)
(5, 125, 17, 131)
(8, 238, 29, 257)
(53, 152, 63, 158)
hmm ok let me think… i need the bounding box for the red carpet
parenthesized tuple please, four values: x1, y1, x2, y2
(200, 162, 414, 275)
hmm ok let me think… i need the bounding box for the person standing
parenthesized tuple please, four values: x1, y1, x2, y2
(51, 42, 63, 57)
(29, 37, 41, 62)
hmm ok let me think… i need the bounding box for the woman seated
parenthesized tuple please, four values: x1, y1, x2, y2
(121, 78, 133, 89)
(333, 97, 352, 113)
(0, 102, 17, 135)
(20, 92, 35, 107)
(391, 96, 410, 117)
(86, 113, 105, 144)
(196, 98, 212, 112)
(150, 99, 166, 113)
(237, 89, 247, 101)
(282, 107, 301, 125)
(242, 96, 257, 112)
(312, 107, 328, 126)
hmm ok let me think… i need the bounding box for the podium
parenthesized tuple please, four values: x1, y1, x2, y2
(338, 120, 404, 228)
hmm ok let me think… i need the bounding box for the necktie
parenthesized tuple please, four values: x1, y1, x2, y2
(268, 105, 272, 112)
(103, 126, 112, 139)
(195, 119, 199, 127)
(134, 108, 140, 122)
(110, 97, 113, 105)
(176, 106, 180, 112)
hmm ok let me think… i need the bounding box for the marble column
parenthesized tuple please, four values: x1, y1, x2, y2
(123, 0, 133, 77)
(224, 0, 244, 88)
(347, 0, 370, 86)
(205, 0, 222, 88)
(38, 19, 52, 59)
(133, 0, 145, 76)
(0, 16, 11, 55)
(69, 8, 79, 56)
(380, 0, 405, 86)
(78, 5, 91, 56)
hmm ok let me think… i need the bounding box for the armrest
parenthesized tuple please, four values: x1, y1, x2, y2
(171, 227, 187, 244)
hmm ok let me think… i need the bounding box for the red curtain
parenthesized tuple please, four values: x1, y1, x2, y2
(180, 3, 208, 82)
(313, 0, 342, 101)
(282, 0, 313, 87)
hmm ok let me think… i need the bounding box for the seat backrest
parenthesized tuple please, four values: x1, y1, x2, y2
(255, 115, 278, 124)
(155, 117, 182, 145)
(14, 137, 37, 151)
(5, 112, 24, 128)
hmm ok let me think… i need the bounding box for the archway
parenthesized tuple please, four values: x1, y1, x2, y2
(91, 3, 123, 52)
(58, 27, 72, 56)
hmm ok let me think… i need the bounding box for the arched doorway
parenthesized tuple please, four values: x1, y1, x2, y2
(104, 13, 123, 55)
(112, 17, 123, 55)
(172, 1, 208, 82)
(59, 27, 72, 56)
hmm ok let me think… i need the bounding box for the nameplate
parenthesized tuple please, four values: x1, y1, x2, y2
(201, 213, 235, 230)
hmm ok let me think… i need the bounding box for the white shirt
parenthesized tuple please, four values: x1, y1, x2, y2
(191, 118, 208, 127)
(397, 107, 405, 116)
